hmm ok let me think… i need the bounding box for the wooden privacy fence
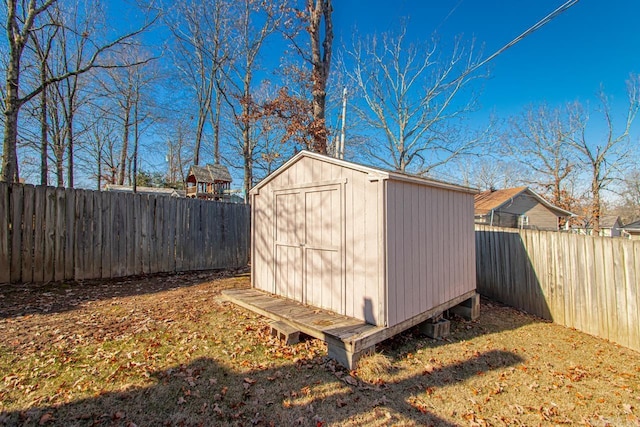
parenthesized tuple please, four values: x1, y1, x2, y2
(0, 182, 250, 284)
(475, 225, 640, 352)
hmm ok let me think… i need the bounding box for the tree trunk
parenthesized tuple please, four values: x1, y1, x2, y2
(132, 94, 139, 193)
(66, 109, 74, 188)
(194, 112, 205, 166)
(243, 128, 252, 203)
(213, 87, 222, 164)
(2, 50, 21, 182)
(55, 145, 64, 187)
(40, 78, 48, 186)
(591, 163, 601, 234)
(308, 0, 333, 154)
(242, 68, 252, 202)
(97, 145, 102, 190)
(118, 108, 131, 185)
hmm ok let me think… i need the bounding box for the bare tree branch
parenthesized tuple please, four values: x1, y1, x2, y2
(345, 25, 488, 174)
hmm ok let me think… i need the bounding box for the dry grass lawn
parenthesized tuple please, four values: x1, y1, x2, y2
(1, 271, 639, 426)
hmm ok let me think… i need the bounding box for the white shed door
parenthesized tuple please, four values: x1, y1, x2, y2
(274, 190, 304, 302)
(274, 184, 343, 314)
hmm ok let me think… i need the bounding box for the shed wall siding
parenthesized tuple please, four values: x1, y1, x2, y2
(386, 181, 476, 327)
(253, 191, 274, 294)
(252, 156, 384, 325)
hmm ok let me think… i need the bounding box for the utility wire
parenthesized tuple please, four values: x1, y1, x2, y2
(472, 0, 580, 73)
(435, 0, 465, 32)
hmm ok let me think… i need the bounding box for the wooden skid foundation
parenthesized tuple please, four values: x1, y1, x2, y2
(449, 293, 480, 320)
(269, 320, 300, 345)
(222, 288, 478, 368)
(419, 318, 450, 339)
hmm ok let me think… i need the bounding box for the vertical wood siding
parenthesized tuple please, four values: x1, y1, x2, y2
(252, 154, 477, 328)
(251, 156, 384, 325)
(476, 225, 640, 353)
(0, 182, 249, 284)
(386, 181, 476, 327)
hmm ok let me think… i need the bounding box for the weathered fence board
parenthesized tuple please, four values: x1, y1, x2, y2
(0, 183, 250, 285)
(44, 187, 56, 282)
(476, 225, 640, 353)
(10, 185, 23, 283)
(0, 182, 9, 284)
(21, 185, 34, 283)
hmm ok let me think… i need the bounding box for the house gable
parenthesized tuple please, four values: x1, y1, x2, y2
(474, 187, 573, 230)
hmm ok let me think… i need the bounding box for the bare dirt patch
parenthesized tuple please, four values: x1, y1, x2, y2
(1, 271, 639, 426)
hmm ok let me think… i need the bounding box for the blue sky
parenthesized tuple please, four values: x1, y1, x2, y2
(333, 0, 640, 116)
(95, 0, 639, 193)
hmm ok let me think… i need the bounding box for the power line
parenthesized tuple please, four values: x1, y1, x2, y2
(472, 0, 580, 73)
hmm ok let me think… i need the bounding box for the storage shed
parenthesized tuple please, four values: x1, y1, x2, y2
(250, 151, 477, 329)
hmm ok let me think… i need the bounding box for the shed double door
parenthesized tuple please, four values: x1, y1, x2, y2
(274, 184, 343, 314)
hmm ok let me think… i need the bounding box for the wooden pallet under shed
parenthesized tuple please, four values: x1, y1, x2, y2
(222, 288, 478, 369)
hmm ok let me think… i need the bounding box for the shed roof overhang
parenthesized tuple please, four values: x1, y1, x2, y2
(250, 150, 478, 196)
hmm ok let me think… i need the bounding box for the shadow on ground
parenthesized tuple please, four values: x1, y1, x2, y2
(0, 346, 522, 426)
(0, 269, 249, 319)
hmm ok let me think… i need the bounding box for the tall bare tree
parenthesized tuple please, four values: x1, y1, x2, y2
(507, 104, 577, 210)
(2, 0, 56, 182)
(96, 48, 157, 187)
(221, 0, 283, 199)
(164, 0, 230, 166)
(568, 77, 640, 233)
(456, 157, 525, 191)
(344, 25, 488, 174)
(278, 0, 333, 153)
(307, 0, 333, 153)
(1, 0, 156, 182)
(75, 114, 117, 189)
(618, 169, 640, 223)
(29, 13, 58, 185)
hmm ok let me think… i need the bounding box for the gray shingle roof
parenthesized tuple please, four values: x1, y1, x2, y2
(188, 164, 232, 183)
(622, 219, 640, 231)
(598, 215, 621, 229)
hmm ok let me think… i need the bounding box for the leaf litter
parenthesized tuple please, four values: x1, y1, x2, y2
(0, 272, 638, 426)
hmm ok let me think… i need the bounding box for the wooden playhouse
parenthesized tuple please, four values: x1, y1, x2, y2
(223, 151, 478, 367)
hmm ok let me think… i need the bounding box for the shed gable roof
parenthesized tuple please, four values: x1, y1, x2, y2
(474, 187, 574, 217)
(250, 150, 477, 195)
(188, 164, 232, 183)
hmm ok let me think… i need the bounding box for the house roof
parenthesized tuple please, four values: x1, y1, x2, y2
(474, 187, 527, 215)
(103, 184, 184, 197)
(188, 164, 232, 183)
(622, 219, 640, 232)
(250, 150, 478, 195)
(599, 215, 622, 229)
(474, 187, 574, 217)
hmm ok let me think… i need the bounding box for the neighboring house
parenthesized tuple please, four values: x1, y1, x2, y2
(598, 215, 623, 237)
(104, 184, 185, 197)
(474, 186, 574, 231)
(573, 215, 624, 237)
(186, 164, 232, 201)
(622, 219, 640, 240)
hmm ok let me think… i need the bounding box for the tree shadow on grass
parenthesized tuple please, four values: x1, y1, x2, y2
(0, 347, 522, 426)
(0, 269, 250, 319)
